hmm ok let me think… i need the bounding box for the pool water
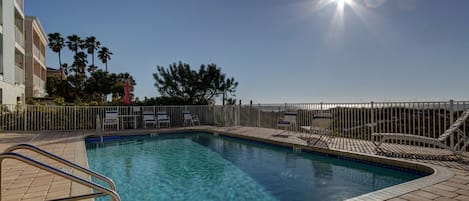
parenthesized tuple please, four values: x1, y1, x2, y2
(85, 132, 424, 201)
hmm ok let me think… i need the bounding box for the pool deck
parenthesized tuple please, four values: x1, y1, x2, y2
(1, 126, 469, 201)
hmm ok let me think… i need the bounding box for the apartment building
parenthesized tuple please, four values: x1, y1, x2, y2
(25, 16, 47, 98)
(0, 0, 47, 105)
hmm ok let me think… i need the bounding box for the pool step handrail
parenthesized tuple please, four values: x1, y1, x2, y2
(0, 144, 120, 201)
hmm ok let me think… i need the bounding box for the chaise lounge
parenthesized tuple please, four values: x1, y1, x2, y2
(372, 109, 469, 158)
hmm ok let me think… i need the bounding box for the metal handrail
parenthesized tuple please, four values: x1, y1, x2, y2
(4, 144, 117, 191)
(0, 147, 120, 201)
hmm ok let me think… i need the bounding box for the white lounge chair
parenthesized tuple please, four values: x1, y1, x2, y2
(156, 112, 171, 128)
(102, 110, 119, 131)
(276, 112, 297, 136)
(373, 109, 469, 158)
(301, 113, 332, 145)
(183, 111, 200, 127)
(143, 111, 157, 128)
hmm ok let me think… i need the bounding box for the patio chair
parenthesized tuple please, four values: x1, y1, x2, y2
(275, 112, 297, 137)
(372, 109, 469, 158)
(156, 112, 171, 128)
(143, 111, 157, 128)
(301, 113, 333, 146)
(183, 111, 200, 127)
(102, 110, 119, 131)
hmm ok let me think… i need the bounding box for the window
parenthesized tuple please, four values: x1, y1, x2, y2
(0, 88, 3, 105)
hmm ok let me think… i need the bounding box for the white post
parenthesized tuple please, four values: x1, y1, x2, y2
(257, 103, 261, 127)
(449, 99, 454, 147)
(371, 101, 375, 134)
(74, 106, 77, 131)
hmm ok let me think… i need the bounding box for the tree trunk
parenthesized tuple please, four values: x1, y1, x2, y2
(58, 51, 63, 80)
(105, 62, 108, 72)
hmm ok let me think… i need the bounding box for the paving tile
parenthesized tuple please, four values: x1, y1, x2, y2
(455, 195, 469, 201)
(388, 198, 408, 201)
(457, 189, 469, 196)
(409, 190, 440, 200)
(400, 194, 433, 201)
(441, 181, 469, 190)
(435, 197, 460, 201)
(434, 183, 459, 192)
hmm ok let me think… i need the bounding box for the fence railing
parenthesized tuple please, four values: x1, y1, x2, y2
(1, 100, 468, 150)
(0, 105, 225, 132)
(240, 100, 469, 149)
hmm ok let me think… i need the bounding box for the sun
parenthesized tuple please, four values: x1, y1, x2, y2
(334, 0, 352, 13)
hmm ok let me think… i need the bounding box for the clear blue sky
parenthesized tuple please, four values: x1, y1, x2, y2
(26, 0, 469, 103)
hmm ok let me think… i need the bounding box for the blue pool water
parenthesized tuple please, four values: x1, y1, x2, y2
(85, 132, 425, 201)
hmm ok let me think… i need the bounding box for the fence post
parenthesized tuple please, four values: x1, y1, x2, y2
(249, 100, 252, 127)
(371, 101, 375, 134)
(257, 103, 261, 127)
(212, 105, 216, 125)
(237, 105, 241, 126)
(23, 105, 27, 131)
(72, 106, 76, 131)
(449, 99, 454, 147)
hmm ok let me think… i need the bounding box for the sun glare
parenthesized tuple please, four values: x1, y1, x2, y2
(307, 0, 380, 45)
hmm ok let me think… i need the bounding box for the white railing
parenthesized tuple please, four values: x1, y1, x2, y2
(14, 66, 24, 85)
(33, 45, 45, 64)
(33, 75, 45, 90)
(239, 100, 469, 149)
(1, 101, 468, 150)
(15, 26, 24, 47)
(15, 0, 24, 12)
(0, 105, 219, 132)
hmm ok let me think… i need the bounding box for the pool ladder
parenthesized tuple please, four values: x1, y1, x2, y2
(0, 144, 121, 201)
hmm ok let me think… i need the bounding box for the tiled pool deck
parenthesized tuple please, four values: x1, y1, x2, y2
(1, 126, 469, 201)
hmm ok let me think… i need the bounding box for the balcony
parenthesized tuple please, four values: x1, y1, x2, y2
(33, 75, 45, 91)
(33, 45, 45, 64)
(15, 0, 23, 12)
(15, 26, 24, 48)
(15, 66, 24, 85)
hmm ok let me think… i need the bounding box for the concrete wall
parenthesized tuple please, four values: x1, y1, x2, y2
(0, 0, 25, 104)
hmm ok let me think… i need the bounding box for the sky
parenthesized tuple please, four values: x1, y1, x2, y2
(26, 0, 469, 104)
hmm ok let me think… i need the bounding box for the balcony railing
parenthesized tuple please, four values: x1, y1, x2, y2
(33, 75, 45, 90)
(15, 66, 24, 85)
(15, 27, 24, 48)
(15, 0, 24, 12)
(33, 45, 45, 64)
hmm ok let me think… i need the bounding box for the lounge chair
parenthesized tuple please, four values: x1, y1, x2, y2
(156, 112, 171, 128)
(143, 111, 157, 128)
(301, 113, 332, 146)
(183, 111, 200, 127)
(275, 112, 297, 136)
(102, 110, 119, 131)
(372, 109, 469, 158)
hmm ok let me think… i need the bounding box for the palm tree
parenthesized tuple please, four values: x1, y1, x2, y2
(47, 33, 65, 77)
(66, 35, 82, 56)
(98, 47, 113, 72)
(84, 36, 101, 68)
(72, 52, 88, 76)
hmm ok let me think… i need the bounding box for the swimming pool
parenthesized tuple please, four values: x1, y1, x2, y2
(85, 132, 425, 201)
